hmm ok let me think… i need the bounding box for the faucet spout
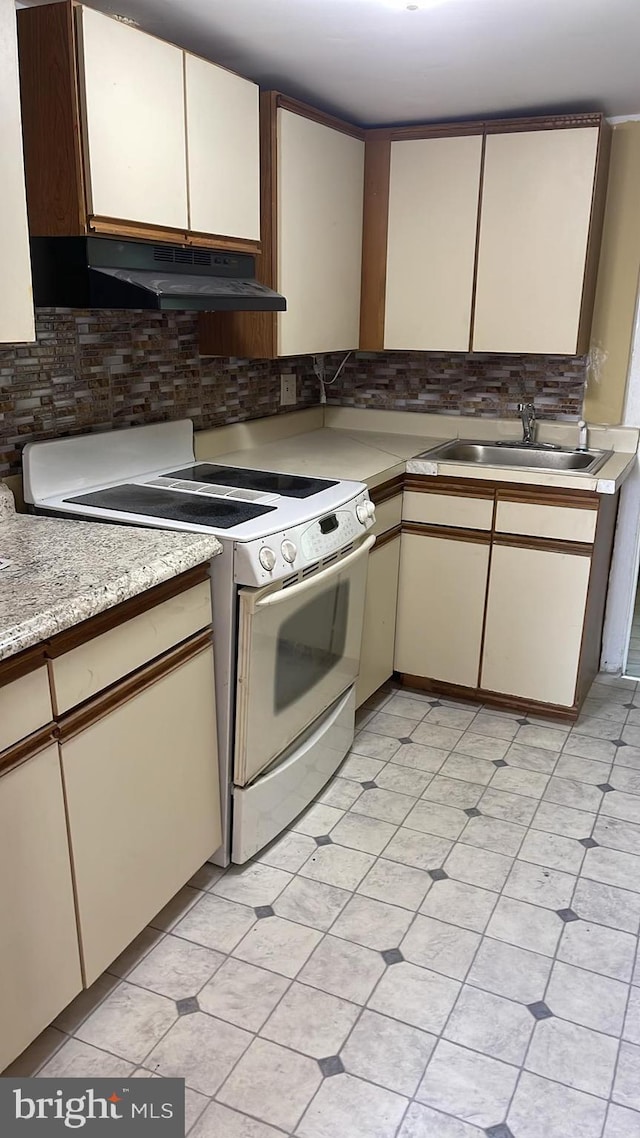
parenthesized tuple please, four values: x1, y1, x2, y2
(517, 402, 537, 445)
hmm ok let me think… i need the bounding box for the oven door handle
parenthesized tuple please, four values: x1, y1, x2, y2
(254, 535, 375, 611)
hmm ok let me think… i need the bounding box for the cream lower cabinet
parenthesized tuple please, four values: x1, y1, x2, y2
(395, 531, 491, 688)
(481, 542, 592, 706)
(0, 744, 82, 1071)
(61, 641, 221, 985)
(357, 535, 401, 707)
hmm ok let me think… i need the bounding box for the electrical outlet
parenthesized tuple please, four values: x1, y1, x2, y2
(280, 375, 296, 406)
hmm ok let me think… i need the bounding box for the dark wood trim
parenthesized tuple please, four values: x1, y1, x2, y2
(46, 564, 210, 658)
(384, 111, 602, 144)
(404, 475, 495, 500)
(88, 216, 261, 255)
(395, 673, 579, 723)
(17, 0, 86, 236)
(370, 475, 404, 506)
(359, 136, 391, 350)
(0, 644, 47, 689)
(403, 522, 492, 545)
(492, 533, 593, 557)
(58, 630, 212, 741)
(0, 725, 58, 778)
(477, 492, 498, 688)
(496, 486, 600, 510)
(468, 132, 487, 352)
(199, 89, 278, 357)
(574, 491, 619, 707)
(275, 93, 364, 141)
(373, 525, 402, 551)
(576, 118, 613, 354)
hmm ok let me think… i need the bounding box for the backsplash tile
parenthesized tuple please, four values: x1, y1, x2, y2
(322, 351, 587, 421)
(0, 310, 318, 477)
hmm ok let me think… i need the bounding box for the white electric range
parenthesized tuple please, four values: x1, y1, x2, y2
(24, 421, 376, 863)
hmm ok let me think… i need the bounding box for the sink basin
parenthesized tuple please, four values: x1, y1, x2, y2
(416, 440, 612, 475)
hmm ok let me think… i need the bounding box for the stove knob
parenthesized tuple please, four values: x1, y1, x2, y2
(259, 546, 276, 572)
(356, 503, 369, 525)
(281, 540, 297, 564)
(366, 501, 376, 521)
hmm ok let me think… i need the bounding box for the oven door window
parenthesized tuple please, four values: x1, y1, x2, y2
(275, 580, 349, 712)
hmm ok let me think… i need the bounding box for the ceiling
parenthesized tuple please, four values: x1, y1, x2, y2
(20, 0, 640, 125)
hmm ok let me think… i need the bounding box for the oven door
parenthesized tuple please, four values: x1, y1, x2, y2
(234, 535, 375, 787)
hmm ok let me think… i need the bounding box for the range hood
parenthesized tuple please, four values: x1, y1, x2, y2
(29, 236, 286, 313)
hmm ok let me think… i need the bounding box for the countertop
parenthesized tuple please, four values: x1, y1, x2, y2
(0, 486, 222, 663)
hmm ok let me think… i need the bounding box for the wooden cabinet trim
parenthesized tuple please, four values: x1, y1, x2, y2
(0, 644, 47, 688)
(495, 486, 600, 510)
(576, 119, 612, 354)
(370, 476, 404, 505)
(396, 673, 578, 722)
(58, 629, 212, 741)
(0, 725, 58, 779)
(403, 522, 492, 545)
(383, 112, 602, 144)
(47, 564, 210, 658)
(374, 525, 402, 551)
(467, 134, 487, 351)
(88, 216, 261, 254)
(359, 136, 391, 350)
(275, 94, 364, 141)
(404, 475, 495, 500)
(493, 532, 593, 557)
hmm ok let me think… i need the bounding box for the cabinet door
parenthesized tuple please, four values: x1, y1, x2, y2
(185, 53, 260, 241)
(77, 7, 188, 230)
(357, 535, 401, 707)
(61, 645, 221, 984)
(0, 0, 34, 342)
(481, 543, 591, 706)
(277, 109, 365, 356)
(395, 532, 490, 688)
(0, 745, 82, 1071)
(472, 127, 599, 353)
(384, 135, 482, 351)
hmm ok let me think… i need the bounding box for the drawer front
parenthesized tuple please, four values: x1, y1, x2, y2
(51, 581, 212, 714)
(496, 499, 597, 543)
(0, 667, 53, 754)
(403, 489, 494, 530)
(372, 495, 402, 538)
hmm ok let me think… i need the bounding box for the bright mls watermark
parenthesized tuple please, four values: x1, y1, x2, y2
(0, 1079, 185, 1135)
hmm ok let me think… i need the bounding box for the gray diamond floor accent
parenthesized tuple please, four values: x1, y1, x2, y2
(399, 737, 414, 745)
(428, 868, 449, 881)
(485, 1126, 515, 1138)
(318, 1056, 345, 1077)
(516, 718, 529, 725)
(254, 905, 275, 918)
(361, 780, 378, 790)
(579, 837, 599, 848)
(315, 835, 333, 846)
(381, 948, 404, 965)
(493, 759, 508, 768)
(527, 1001, 553, 1020)
(465, 807, 482, 818)
(614, 739, 628, 747)
(556, 908, 580, 922)
(176, 997, 200, 1016)
(598, 783, 615, 793)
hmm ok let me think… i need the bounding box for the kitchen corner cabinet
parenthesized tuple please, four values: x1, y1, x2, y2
(394, 478, 618, 718)
(17, 2, 260, 248)
(0, 0, 34, 342)
(357, 490, 403, 707)
(199, 94, 365, 357)
(360, 114, 610, 355)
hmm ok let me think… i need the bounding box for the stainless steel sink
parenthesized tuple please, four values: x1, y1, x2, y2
(416, 439, 612, 474)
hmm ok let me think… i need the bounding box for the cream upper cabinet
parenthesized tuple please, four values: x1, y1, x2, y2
(277, 108, 365, 357)
(384, 135, 482, 351)
(77, 7, 189, 230)
(185, 53, 260, 240)
(472, 127, 600, 354)
(0, 0, 34, 342)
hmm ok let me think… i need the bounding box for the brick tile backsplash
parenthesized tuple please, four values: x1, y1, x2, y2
(0, 310, 586, 477)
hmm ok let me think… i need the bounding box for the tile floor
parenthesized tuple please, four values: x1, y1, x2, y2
(7, 675, 640, 1137)
(626, 585, 640, 678)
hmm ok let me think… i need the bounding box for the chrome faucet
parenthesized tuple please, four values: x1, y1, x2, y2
(517, 402, 537, 445)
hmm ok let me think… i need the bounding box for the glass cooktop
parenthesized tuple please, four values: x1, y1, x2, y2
(167, 464, 338, 499)
(64, 484, 276, 528)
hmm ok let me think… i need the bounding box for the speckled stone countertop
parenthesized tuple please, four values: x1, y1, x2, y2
(0, 487, 222, 662)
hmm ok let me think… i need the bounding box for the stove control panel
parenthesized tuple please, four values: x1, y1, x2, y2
(234, 490, 375, 586)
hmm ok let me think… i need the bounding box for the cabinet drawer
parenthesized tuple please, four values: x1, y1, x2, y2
(51, 581, 212, 714)
(403, 490, 494, 530)
(0, 666, 53, 753)
(371, 495, 402, 538)
(495, 499, 597, 543)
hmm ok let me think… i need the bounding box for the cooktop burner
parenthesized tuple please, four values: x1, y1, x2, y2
(167, 464, 339, 498)
(64, 485, 276, 528)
